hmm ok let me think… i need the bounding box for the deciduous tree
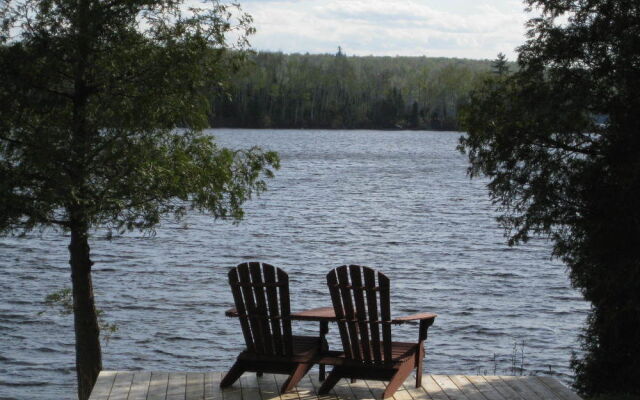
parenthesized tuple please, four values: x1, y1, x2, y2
(0, 1, 279, 398)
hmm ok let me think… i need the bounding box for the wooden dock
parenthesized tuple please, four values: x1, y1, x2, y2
(88, 372, 583, 400)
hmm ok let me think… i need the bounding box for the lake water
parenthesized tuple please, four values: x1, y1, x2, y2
(0, 129, 588, 399)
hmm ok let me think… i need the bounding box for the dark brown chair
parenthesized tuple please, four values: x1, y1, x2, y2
(220, 262, 325, 393)
(318, 265, 436, 399)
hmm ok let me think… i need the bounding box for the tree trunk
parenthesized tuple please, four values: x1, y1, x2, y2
(69, 225, 102, 400)
(68, 2, 102, 396)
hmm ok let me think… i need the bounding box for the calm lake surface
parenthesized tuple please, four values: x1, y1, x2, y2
(0, 129, 588, 399)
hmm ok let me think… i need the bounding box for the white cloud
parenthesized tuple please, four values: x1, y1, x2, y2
(238, 0, 530, 59)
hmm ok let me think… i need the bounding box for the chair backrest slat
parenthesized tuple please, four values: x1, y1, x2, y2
(327, 265, 393, 364)
(378, 272, 392, 363)
(350, 265, 372, 362)
(263, 265, 284, 355)
(277, 268, 293, 356)
(327, 268, 354, 359)
(237, 264, 266, 353)
(249, 262, 274, 355)
(228, 262, 293, 356)
(337, 266, 362, 360)
(229, 268, 255, 353)
(363, 267, 382, 363)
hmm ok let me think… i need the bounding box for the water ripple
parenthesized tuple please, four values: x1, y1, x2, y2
(0, 130, 588, 399)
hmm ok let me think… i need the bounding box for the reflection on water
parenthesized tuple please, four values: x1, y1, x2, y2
(0, 129, 588, 399)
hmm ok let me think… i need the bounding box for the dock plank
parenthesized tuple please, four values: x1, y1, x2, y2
(348, 378, 377, 400)
(330, 378, 358, 400)
(88, 371, 117, 400)
(167, 372, 187, 400)
(337, 379, 365, 400)
(392, 384, 413, 400)
(401, 377, 432, 400)
(514, 376, 562, 400)
(88, 372, 584, 400)
(498, 377, 538, 400)
(422, 375, 451, 400)
(109, 372, 134, 400)
(186, 373, 205, 400)
(241, 374, 263, 400)
(220, 373, 242, 400)
(205, 372, 223, 400)
(479, 376, 523, 400)
(448, 376, 486, 400)
(537, 377, 582, 400)
(364, 379, 393, 400)
(257, 373, 282, 400)
(464, 376, 505, 400)
(296, 374, 322, 400)
(147, 372, 170, 400)
(431, 375, 469, 400)
(128, 371, 151, 400)
(275, 373, 302, 400)
(308, 373, 339, 400)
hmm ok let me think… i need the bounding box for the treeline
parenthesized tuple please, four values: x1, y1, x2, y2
(208, 50, 496, 130)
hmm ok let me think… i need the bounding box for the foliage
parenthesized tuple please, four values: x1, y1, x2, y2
(40, 288, 119, 343)
(0, 0, 279, 234)
(459, 0, 640, 396)
(588, 395, 640, 400)
(210, 50, 498, 131)
(0, 0, 278, 398)
(43, 288, 74, 315)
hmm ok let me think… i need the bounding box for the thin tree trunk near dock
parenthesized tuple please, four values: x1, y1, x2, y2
(68, 2, 102, 395)
(69, 226, 102, 400)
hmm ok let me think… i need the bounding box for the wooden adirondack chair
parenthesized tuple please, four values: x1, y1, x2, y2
(318, 265, 436, 399)
(220, 262, 325, 393)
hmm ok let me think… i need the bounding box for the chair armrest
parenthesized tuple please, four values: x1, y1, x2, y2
(392, 312, 436, 343)
(291, 306, 335, 321)
(225, 307, 238, 317)
(391, 312, 437, 324)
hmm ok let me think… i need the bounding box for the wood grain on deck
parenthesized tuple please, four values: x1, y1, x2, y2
(89, 372, 581, 400)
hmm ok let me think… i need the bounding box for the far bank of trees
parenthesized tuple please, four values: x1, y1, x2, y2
(209, 50, 495, 131)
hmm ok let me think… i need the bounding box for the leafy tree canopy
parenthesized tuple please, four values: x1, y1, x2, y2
(0, 1, 278, 398)
(0, 0, 278, 233)
(460, 0, 640, 396)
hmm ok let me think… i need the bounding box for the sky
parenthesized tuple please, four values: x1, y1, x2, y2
(237, 0, 532, 60)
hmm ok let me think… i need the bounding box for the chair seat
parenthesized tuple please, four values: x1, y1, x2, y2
(291, 335, 324, 357)
(237, 335, 322, 362)
(319, 342, 420, 366)
(388, 341, 420, 362)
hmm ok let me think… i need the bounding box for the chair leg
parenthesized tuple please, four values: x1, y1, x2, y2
(318, 368, 343, 395)
(319, 327, 329, 382)
(220, 360, 246, 388)
(383, 361, 415, 399)
(415, 345, 425, 387)
(280, 363, 313, 393)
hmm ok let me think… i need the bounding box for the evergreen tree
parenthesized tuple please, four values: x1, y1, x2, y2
(459, 0, 640, 396)
(492, 52, 509, 75)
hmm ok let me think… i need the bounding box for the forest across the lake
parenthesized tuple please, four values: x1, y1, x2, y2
(208, 50, 500, 131)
